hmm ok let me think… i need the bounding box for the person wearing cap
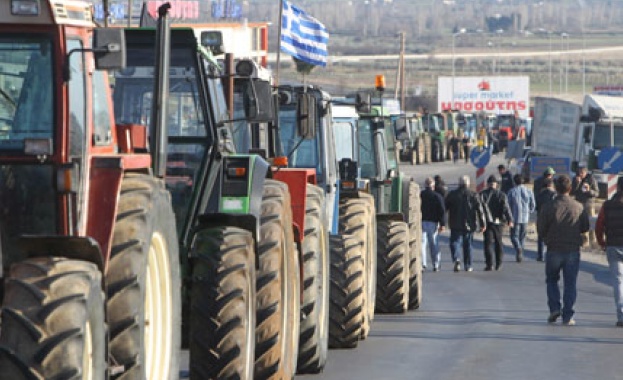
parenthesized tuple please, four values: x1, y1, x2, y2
(507, 174, 536, 262)
(595, 177, 623, 327)
(421, 177, 446, 271)
(480, 175, 513, 271)
(536, 177, 557, 261)
(498, 164, 513, 194)
(445, 175, 487, 272)
(534, 167, 556, 195)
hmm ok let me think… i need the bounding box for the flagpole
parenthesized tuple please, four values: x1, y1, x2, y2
(275, 0, 284, 86)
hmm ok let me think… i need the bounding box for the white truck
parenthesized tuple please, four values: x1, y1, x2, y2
(532, 95, 623, 198)
(580, 94, 623, 197)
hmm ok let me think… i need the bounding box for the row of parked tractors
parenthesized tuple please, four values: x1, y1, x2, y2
(0, 1, 422, 379)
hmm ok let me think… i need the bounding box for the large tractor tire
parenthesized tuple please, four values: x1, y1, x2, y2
(107, 174, 181, 380)
(338, 194, 376, 340)
(328, 235, 364, 349)
(403, 181, 424, 310)
(189, 227, 256, 379)
(0, 258, 106, 379)
(375, 220, 410, 314)
(255, 179, 300, 380)
(297, 184, 329, 374)
(409, 149, 417, 166)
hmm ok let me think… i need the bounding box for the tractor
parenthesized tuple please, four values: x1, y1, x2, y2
(356, 94, 424, 313)
(112, 19, 304, 380)
(277, 85, 377, 347)
(0, 1, 181, 379)
(228, 59, 330, 374)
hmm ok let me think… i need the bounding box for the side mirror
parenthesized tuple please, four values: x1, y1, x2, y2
(200, 31, 225, 56)
(394, 118, 409, 139)
(297, 93, 316, 139)
(240, 79, 274, 123)
(355, 92, 371, 114)
(93, 28, 126, 70)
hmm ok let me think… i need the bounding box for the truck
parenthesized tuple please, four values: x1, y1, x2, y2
(580, 94, 623, 198)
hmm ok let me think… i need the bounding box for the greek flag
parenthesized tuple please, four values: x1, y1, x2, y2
(280, 0, 329, 67)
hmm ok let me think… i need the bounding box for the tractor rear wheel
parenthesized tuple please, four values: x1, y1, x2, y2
(107, 174, 181, 380)
(255, 179, 300, 380)
(297, 184, 329, 374)
(402, 181, 423, 310)
(328, 235, 364, 349)
(375, 220, 410, 314)
(0, 257, 106, 379)
(189, 227, 256, 379)
(338, 194, 376, 339)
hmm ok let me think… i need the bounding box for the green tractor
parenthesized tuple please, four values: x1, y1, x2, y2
(113, 20, 299, 380)
(357, 101, 424, 313)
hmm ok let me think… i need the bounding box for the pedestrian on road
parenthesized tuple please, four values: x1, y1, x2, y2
(537, 174, 589, 326)
(534, 167, 556, 195)
(445, 175, 487, 272)
(434, 175, 448, 199)
(507, 174, 535, 262)
(462, 134, 472, 164)
(498, 164, 513, 194)
(536, 177, 557, 262)
(595, 177, 623, 327)
(480, 175, 513, 271)
(449, 133, 460, 163)
(571, 164, 599, 246)
(421, 177, 446, 271)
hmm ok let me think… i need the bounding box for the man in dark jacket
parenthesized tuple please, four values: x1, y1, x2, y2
(536, 177, 556, 261)
(595, 177, 623, 327)
(498, 164, 513, 193)
(445, 175, 487, 272)
(537, 175, 589, 326)
(434, 175, 448, 199)
(421, 177, 446, 271)
(480, 175, 513, 271)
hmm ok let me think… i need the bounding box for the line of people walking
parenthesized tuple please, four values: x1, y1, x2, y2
(419, 164, 623, 327)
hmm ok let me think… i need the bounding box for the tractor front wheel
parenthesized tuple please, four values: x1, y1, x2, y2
(107, 174, 181, 380)
(0, 258, 106, 379)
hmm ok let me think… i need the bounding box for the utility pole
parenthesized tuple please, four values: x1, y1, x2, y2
(400, 32, 406, 111)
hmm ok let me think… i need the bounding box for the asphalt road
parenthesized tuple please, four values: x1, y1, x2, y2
(181, 154, 623, 379)
(300, 155, 623, 380)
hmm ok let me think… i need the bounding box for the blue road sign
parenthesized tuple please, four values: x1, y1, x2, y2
(470, 147, 490, 169)
(598, 147, 623, 174)
(531, 157, 571, 178)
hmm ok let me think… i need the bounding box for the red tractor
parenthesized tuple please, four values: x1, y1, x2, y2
(0, 1, 181, 378)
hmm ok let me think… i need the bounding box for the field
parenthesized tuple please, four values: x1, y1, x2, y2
(275, 32, 623, 111)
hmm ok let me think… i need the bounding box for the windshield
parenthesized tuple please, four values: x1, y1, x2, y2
(357, 118, 377, 178)
(333, 120, 355, 161)
(0, 36, 54, 152)
(593, 123, 623, 150)
(278, 104, 323, 177)
(383, 120, 398, 170)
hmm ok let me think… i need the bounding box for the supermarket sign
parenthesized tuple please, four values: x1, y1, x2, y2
(438, 76, 530, 118)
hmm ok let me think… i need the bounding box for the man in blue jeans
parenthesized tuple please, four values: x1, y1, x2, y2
(421, 177, 446, 271)
(537, 175, 589, 326)
(508, 174, 535, 262)
(595, 177, 623, 327)
(445, 175, 486, 272)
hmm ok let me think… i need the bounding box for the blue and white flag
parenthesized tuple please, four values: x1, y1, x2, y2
(280, 0, 329, 67)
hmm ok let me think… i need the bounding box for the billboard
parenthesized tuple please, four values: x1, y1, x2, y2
(438, 76, 530, 118)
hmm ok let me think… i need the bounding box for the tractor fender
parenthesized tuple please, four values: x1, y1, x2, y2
(17, 236, 104, 273)
(376, 212, 406, 223)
